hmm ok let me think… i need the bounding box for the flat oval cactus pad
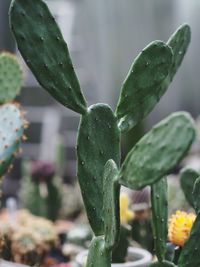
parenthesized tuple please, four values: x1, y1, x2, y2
(0, 53, 23, 103)
(0, 103, 24, 177)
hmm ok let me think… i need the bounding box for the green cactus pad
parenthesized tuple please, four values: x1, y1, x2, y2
(178, 214, 200, 267)
(167, 24, 191, 81)
(151, 177, 168, 262)
(77, 104, 120, 236)
(192, 177, 200, 214)
(119, 112, 195, 190)
(154, 24, 191, 105)
(0, 103, 24, 177)
(86, 236, 111, 267)
(103, 160, 120, 250)
(149, 261, 176, 267)
(9, 0, 87, 114)
(115, 41, 173, 132)
(0, 52, 22, 103)
(180, 168, 199, 208)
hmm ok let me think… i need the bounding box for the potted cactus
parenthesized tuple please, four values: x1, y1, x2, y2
(0, 53, 27, 265)
(9, 0, 196, 266)
(0, 210, 58, 266)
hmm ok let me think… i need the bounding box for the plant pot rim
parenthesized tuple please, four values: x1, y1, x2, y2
(0, 260, 30, 267)
(76, 246, 152, 267)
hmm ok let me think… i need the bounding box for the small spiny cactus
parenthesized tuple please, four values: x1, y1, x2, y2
(0, 52, 26, 179)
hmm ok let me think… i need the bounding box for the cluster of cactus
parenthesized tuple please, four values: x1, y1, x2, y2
(9, 0, 197, 266)
(0, 210, 58, 265)
(0, 52, 26, 181)
(20, 161, 62, 221)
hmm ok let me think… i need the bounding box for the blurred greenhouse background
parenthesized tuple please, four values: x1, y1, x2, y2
(0, 0, 200, 196)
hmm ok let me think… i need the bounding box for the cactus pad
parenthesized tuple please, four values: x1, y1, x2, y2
(180, 168, 199, 208)
(0, 52, 22, 103)
(178, 178, 200, 266)
(155, 24, 191, 103)
(0, 103, 24, 177)
(116, 41, 173, 132)
(151, 177, 168, 262)
(86, 236, 111, 267)
(77, 104, 120, 236)
(167, 24, 191, 80)
(10, 0, 87, 114)
(178, 214, 200, 267)
(119, 112, 195, 190)
(192, 177, 200, 214)
(103, 160, 120, 250)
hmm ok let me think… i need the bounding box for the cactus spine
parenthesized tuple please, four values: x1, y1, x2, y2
(9, 0, 195, 266)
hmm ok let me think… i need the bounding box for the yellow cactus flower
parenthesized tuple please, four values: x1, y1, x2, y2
(120, 193, 134, 224)
(168, 210, 196, 247)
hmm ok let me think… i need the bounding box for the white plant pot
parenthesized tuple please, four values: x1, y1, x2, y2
(76, 247, 152, 267)
(0, 261, 29, 267)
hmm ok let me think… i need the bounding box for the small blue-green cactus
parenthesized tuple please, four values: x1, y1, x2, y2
(0, 52, 25, 178)
(9, 0, 195, 266)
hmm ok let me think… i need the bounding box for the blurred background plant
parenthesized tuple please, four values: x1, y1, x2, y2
(0, 210, 58, 266)
(20, 161, 63, 222)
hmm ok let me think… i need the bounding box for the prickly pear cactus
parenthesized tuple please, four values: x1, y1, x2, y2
(119, 112, 195, 190)
(103, 160, 120, 250)
(9, 0, 195, 266)
(167, 24, 191, 81)
(116, 24, 191, 133)
(151, 177, 168, 262)
(177, 177, 200, 267)
(77, 104, 120, 236)
(0, 53, 23, 103)
(192, 177, 200, 214)
(86, 236, 111, 267)
(180, 168, 199, 208)
(116, 41, 173, 132)
(9, 0, 87, 114)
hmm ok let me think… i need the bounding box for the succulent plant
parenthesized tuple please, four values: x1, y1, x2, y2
(9, 0, 196, 266)
(0, 52, 25, 180)
(165, 167, 200, 266)
(0, 210, 58, 266)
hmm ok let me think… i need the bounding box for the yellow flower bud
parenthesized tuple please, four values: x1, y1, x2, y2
(168, 210, 196, 247)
